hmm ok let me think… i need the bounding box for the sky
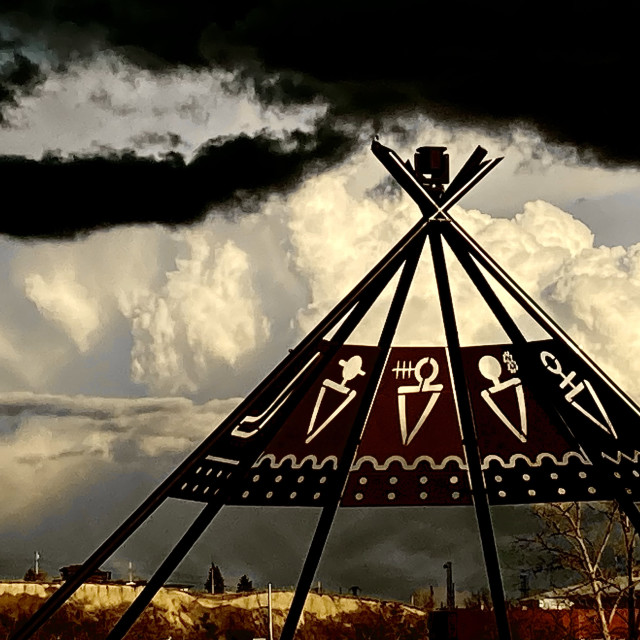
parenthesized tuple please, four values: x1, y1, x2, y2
(0, 0, 640, 605)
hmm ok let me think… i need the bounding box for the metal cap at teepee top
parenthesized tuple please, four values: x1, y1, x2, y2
(414, 145, 450, 195)
(12, 140, 640, 640)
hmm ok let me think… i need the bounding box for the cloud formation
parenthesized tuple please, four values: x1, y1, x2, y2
(125, 233, 271, 395)
(0, 2, 637, 241)
(24, 268, 101, 352)
(0, 43, 44, 120)
(0, 392, 238, 524)
(7, 148, 640, 401)
(3, 1, 639, 168)
(0, 118, 357, 238)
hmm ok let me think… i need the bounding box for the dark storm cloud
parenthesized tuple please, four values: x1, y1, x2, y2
(3, 0, 639, 167)
(0, 45, 44, 122)
(0, 122, 357, 238)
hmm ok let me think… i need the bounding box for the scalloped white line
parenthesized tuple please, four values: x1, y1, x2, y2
(351, 454, 467, 471)
(252, 450, 599, 473)
(481, 451, 589, 469)
(253, 451, 595, 472)
(350, 452, 591, 472)
(254, 453, 338, 470)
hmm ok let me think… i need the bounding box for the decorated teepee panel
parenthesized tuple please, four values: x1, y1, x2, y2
(168, 343, 378, 505)
(165, 337, 640, 507)
(523, 338, 640, 459)
(343, 341, 590, 506)
(342, 345, 468, 506)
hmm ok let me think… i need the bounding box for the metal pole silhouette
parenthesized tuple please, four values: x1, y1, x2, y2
(431, 225, 512, 640)
(279, 229, 428, 640)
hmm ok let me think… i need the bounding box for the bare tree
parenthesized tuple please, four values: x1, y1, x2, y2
(517, 501, 638, 640)
(614, 512, 639, 640)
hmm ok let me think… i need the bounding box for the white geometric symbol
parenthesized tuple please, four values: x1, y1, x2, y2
(395, 357, 444, 446)
(503, 351, 518, 374)
(232, 353, 321, 439)
(479, 353, 528, 443)
(306, 355, 366, 444)
(540, 351, 617, 438)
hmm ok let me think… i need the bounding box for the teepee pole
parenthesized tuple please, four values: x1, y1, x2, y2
(371, 139, 503, 218)
(279, 228, 429, 640)
(441, 221, 640, 533)
(105, 501, 222, 640)
(430, 223, 512, 640)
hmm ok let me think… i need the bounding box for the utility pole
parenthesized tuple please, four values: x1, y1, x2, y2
(444, 561, 455, 610)
(267, 583, 273, 640)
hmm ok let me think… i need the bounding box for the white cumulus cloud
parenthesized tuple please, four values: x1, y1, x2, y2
(24, 269, 101, 352)
(125, 229, 271, 395)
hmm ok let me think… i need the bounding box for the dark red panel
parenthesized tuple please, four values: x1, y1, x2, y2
(357, 347, 462, 464)
(343, 347, 467, 506)
(465, 344, 574, 461)
(342, 341, 640, 506)
(173, 340, 640, 507)
(260, 343, 377, 464)
(171, 343, 378, 506)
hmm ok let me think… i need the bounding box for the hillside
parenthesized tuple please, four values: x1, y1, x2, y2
(0, 581, 429, 639)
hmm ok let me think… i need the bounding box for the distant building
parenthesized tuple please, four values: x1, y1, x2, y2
(519, 576, 640, 610)
(59, 564, 112, 583)
(164, 583, 193, 592)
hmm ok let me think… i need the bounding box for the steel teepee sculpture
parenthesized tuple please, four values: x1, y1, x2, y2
(13, 140, 640, 640)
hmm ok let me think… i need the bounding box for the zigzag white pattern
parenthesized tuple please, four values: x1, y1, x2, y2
(601, 449, 640, 464)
